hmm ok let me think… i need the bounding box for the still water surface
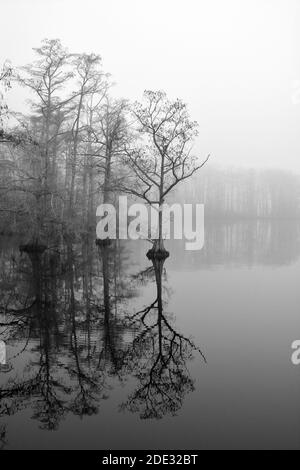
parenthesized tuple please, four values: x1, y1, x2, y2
(1, 220, 300, 450)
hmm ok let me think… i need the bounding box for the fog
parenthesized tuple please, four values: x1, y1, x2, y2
(1, 0, 300, 170)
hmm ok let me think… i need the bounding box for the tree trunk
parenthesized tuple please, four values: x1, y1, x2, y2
(147, 202, 169, 259)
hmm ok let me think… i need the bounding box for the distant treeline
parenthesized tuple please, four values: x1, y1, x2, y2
(162, 219, 300, 268)
(174, 166, 300, 219)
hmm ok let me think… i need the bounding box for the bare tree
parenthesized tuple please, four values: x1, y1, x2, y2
(66, 53, 108, 219)
(14, 40, 73, 244)
(18, 40, 72, 189)
(97, 97, 128, 204)
(0, 61, 12, 141)
(123, 90, 209, 255)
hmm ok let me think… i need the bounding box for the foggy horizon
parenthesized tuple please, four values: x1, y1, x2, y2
(1, 0, 300, 171)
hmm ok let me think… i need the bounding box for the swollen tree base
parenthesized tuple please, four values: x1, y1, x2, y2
(95, 238, 112, 248)
(19, 243, 47, 254)
(146, 247, 170, 261)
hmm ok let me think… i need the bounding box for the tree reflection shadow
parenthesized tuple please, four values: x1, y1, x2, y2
(122, 256, 206, 419)
(0, 241, 204, 439)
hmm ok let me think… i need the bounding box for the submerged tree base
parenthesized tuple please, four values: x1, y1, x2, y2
(146, 247, 170, 261)
(95, 238, 112, 248)
(19, 243, 47, 254)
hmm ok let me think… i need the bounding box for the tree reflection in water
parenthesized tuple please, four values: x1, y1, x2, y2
(122, 255, 206, 419)
(0, 240, 204, 441)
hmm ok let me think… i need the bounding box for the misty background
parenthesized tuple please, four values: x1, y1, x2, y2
(1, 0, 300, 171)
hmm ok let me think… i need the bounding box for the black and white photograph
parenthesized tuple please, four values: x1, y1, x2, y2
(1, 0, 300, 454)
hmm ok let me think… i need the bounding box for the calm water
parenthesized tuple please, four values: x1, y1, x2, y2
(1, 220, 300, 450)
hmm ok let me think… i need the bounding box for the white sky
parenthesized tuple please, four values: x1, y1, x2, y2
(1, 0, 300, 171)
